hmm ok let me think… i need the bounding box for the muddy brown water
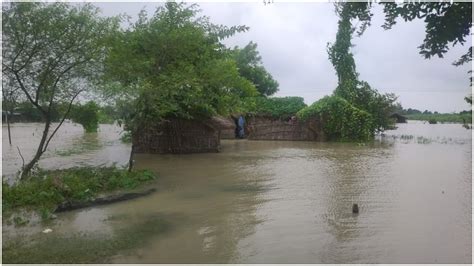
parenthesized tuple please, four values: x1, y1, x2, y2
(2, 121, 472, 263)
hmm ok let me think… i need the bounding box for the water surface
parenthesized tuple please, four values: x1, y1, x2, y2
(2, 121, 471, 263)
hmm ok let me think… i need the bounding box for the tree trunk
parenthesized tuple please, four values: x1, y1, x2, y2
(6, 109, 12, 145)
(20, 120, 51, 180)
(128, 143, 134, 172)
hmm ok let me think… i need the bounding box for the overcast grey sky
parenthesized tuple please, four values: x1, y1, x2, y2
(94, 2, 472, 113)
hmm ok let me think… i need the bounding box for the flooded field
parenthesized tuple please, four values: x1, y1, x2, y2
(2, 121, 472, 263)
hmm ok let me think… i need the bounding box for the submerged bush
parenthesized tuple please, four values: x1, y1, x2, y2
(297, 95, 375, 141)
(70, 101, 100, 133)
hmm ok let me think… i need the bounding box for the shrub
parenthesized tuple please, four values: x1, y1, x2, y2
(297, 95, 375, 141)
(2, 167, 157, 216)
(248, 96, 307, 118)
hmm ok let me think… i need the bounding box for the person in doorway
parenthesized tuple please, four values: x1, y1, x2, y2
(238, 115, 245, 138)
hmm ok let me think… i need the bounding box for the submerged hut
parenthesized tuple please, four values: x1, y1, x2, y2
(390, 113, 407, 123)
(132, 116, 235, 154)
(246, 115, 325, 141)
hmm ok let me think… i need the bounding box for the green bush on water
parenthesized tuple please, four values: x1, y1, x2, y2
(2, 167, 157, 217)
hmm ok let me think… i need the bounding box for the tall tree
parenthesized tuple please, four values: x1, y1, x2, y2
(328, 2, 397, 132)
(104, 2, 257, 128)
(2, 2, 119, 179)
(232, 42, 279, 96)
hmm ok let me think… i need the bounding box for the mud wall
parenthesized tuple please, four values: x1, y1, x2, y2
(133, 119, 220, 154)
(246, 116, 324, 141)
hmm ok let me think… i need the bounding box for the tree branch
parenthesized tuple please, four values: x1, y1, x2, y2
(42, 89, 83, 153)
(12, 69, 46, 114)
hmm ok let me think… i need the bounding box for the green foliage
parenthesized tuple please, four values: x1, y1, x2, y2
(428, 118, 438, 124)
(297, 96, 375, 141)
(247, 96, 306, 118)
(104, 2, 257, 130)
(382, 2, 471, 60)
(120, 131, 132, 143)
(2, 167, 157, 216)
(334, 81, 398, 131)
(70, 101, 100, 133)
(232, 42, 279, 96)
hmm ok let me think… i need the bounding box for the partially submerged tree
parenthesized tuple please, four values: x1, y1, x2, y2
(104, 2, 258, 170)
(323, 2, 397, 136)
(2, 2, 119, 179)
(70, 101, 100, 133)
(105, 3, 257, 125)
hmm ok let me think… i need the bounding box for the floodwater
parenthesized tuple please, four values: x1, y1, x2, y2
(2, 121, 472, 263)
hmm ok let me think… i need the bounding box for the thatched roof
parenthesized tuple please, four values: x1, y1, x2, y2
(204, 116, 235, 130)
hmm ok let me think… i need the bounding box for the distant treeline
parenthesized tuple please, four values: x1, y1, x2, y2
(399, 108, 472, 123)
(1, 100, 123, 124)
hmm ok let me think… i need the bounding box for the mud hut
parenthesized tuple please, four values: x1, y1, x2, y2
(390, 113, 407, 123)
(246, 115, 325, 141)
(132, 116, 235, 154)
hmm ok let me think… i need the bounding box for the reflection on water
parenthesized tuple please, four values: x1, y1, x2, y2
(2, 121, 472, 263)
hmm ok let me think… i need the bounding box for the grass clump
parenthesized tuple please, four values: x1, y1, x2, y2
(2, 167, 157, 217)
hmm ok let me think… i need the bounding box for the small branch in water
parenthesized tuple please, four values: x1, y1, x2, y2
(17, 146, 25, 169)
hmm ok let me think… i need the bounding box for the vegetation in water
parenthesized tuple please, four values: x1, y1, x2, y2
(120, 131, 132, 143)
(70, 101, 100, 133)
(2, 214, 170, 263)
(2, 167, 157, 219)
(297, 96, 375, 141)
(297, 2, 398, 142)
(2, 2, 120, 178)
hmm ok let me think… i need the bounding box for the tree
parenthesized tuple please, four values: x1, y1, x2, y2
(327, 2, 397, 134)
(335, 2, 472, 83)
(232, 42, 279, 96)
(2, 2, 119, 179)
(1, 82, 20, 145)
(382, 2, 471, 61)
(104, 2, 258, 171)
(104, 2, 257, 129)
